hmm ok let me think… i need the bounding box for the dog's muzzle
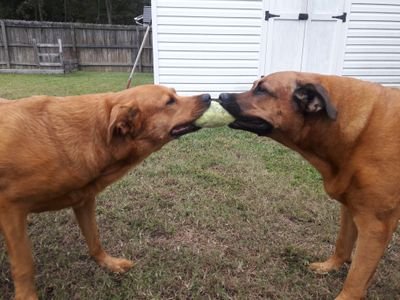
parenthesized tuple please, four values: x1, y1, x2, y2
(218, 93, 273, 136)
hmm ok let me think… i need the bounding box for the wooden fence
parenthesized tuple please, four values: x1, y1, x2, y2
(0, 19, 153, 73)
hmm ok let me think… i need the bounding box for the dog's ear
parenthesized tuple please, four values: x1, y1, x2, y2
(293, 83, 337, 120)
(107, 105, 140, 144)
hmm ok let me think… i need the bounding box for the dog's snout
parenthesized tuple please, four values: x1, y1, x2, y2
(200, 94, 211, 103)
(218, 93, 232, 104)
(218, 92, 241, 116)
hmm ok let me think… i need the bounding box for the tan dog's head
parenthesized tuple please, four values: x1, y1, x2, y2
(219, 71, 337, 137)
(107, 85, 211, 146)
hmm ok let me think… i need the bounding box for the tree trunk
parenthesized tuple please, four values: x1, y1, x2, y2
(96, 0, 101, 23)
(37, 0, 43, 21)
(105, 0, 112, 24)
(64, 0, 68, 22)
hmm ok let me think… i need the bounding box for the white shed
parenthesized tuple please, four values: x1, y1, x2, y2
(151, 0, 400, 96)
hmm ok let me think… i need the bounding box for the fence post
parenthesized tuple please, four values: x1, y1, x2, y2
(58, 38, 64, 67)
(0, 20, 10, 68)
(70, 24, 78, 66)
(32, 38, 40, 67)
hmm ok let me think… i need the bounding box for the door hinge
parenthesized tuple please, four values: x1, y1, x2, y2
(265, 11, 280, 21)
(298, 13, 309, 20)
(332, 12, 347, 22)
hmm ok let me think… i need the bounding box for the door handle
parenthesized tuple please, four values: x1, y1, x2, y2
(298, 13, 308, 20)
(332, 12, 347, 22)
(265, 11, 280, 21)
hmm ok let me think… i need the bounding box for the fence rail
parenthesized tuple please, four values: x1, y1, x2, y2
(0, 19, 153, 73)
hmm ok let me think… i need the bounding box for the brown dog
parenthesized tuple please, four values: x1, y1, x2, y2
(0, 85, 210, 299)
(219, 71, 400, 299)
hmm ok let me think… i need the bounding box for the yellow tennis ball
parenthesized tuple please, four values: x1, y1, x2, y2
(195, 101, 235, 128)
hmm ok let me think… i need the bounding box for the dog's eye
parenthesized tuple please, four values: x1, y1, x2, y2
(254, 85, 267, 95)
(166, 98, 176, 106)
(254, 85, 276, 98)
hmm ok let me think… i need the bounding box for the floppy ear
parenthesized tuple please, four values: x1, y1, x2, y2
(107, 105, 140, 144)
(293, 83, 337, 120)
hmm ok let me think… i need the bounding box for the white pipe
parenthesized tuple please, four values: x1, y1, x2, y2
(126, 24, 151, 88)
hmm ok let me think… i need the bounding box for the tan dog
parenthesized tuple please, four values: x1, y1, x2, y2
(219, 71, 400, 299)
(0, 85, 211, 299)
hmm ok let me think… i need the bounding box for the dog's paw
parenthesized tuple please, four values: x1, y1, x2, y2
(309, 259, 342, 274)
(15, 293, 38, 300)
(335, 292, 360, 300)
(98, 256, 134, 273)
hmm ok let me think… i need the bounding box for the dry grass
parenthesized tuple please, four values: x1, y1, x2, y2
(0, 72, 399, 299)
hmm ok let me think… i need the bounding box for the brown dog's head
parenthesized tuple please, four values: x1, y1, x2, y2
(219, 71, 337, 137)
(107, 85, 211, 146)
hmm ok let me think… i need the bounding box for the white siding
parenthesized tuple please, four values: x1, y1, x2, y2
(152, 0, 263, 96)
(343, 0, 400, 86)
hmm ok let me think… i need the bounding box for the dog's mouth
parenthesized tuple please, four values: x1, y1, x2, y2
(170, 123, 201, 138)
(229, 116, 273, 136)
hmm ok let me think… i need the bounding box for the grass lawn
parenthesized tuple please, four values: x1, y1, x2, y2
(1, 71, 399, 299)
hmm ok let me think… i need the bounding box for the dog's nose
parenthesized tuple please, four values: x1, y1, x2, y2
(200, 94, 211, 103)
(218, 93, 231, 104)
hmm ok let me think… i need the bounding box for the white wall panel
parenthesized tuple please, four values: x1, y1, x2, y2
(152, 0, 400, 95)
(343, 1, 400, 85)
(152, 0, 263, 97)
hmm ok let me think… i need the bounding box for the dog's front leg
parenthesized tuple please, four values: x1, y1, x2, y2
(335, 213, 397, 300)
(73, 197, 134, 273)
(310, 205, 357, 273)
(0, 209, 37, 300)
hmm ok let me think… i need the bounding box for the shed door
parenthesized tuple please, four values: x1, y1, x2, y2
(264, 0, 308, 73)
(263, 0, 347, 75)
